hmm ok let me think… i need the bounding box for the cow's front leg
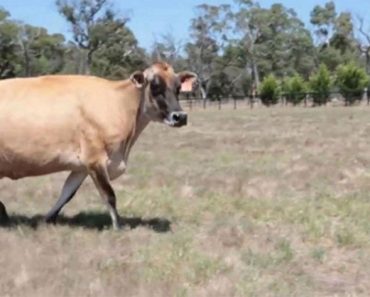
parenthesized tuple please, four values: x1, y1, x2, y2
(89, 165, 121, 230)
(45, 171, 87, 223)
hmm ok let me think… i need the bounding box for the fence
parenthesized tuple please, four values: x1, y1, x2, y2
(180, 90, 370, 111)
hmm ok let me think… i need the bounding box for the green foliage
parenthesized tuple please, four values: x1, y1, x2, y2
(282, 74, 307, 105)
(310, 1, 358, 72)
(0, 8, 66, 78)
(331, 12, 355, 54)
(259, 74, 280, 106)
(90, 19, 145, 79)
(0, 8, 20, 78)
(336, 63, 369, 105)
(309, 64, 332, 106)
(236, 2, 314, 79)
(18, 25, 66, 76)
(56, 0, 144, 76)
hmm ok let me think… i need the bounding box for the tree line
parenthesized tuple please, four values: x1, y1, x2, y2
(1, 0, 370, 105)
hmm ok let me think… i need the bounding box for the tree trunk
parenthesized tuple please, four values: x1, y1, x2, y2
(252, 61, 260, 89)
(77, 49, 90, 74)
(24, 51, 31, 77)
(200, 86, 207, 99)
(86, 50, 93, 75)
(19, 40, 31, 76)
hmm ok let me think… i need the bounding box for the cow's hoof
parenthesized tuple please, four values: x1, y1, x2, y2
(0, 201, 9, 225)
(112, 222, 122, 231)
(44, 214, 57, 225)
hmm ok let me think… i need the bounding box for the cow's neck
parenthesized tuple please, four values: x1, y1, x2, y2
(121, 82, 150, 162)
(133, 84, 151, 140)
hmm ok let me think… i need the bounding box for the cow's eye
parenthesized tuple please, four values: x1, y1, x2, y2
(151, 85, 162, 97)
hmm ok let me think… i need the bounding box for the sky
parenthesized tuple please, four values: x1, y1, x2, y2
(0, 0, 369, 50)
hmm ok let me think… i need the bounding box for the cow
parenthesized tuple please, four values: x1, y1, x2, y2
(0, 62, 197, 230)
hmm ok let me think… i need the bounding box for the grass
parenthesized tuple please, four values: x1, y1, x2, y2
(1, 105, 370, 296)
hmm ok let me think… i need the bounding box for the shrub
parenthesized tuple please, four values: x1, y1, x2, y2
(309, 64, 332, 106)
(336, 63, 369, 105)
(282, 74, 307, 105)
(259, 74, 280, 106)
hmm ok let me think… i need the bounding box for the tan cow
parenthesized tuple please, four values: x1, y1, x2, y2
(0, 62, 197, 229)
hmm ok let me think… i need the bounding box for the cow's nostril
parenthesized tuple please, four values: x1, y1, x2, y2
(168, 112, 187, 127)
(172, 113, 180, 122)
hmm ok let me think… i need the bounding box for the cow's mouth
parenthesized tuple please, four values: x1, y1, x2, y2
(164, 111, 187, 127)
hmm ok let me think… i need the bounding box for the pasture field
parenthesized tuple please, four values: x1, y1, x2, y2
(1, 106, 370, 297)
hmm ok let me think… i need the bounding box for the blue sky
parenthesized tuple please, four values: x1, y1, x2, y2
(0, 0, 369, 50)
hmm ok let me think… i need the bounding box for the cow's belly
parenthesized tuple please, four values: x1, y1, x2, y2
(0, 164, 68, 180)
(0, 149, 83, 180)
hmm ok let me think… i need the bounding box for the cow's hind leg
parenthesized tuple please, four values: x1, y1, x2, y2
(45, 171, 87, 223)
(0, 201, 9, 225)
(89, 165, 120, 230)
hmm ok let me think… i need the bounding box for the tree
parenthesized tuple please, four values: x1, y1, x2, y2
(185, 4, 231, 98)
(336, 63, 369, 105)
(331, 12, 355, 54)
(56, 0, 105, 73)
(151, 32, 187, 70)
(233, 0, 264, 88)
(17, 24, 65, 76)
(311, 2, 358, 70)
(0, 9, 20, 78)
(317, 46, 343, 72)
(309, 64, 332, 106)
(288, 22, 316, 79)
(56, 0, 139, 75)
(234, 1, 315, 85)
(310, 1, 336, 45)
(89, 15, 146, 79)
(203, 43, 253, 99)
(207, 71, 232, 100)
(0, 9, 66, 78)
(356, 16, 370, 74)
(259, 74, 280, 106)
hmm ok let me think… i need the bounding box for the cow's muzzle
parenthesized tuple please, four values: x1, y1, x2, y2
(164, 111, 188, 127)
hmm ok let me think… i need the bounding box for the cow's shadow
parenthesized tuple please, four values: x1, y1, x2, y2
(0, 211, 171, 233)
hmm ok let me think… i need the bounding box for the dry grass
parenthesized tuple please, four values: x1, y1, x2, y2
(1, 106, 370, 297)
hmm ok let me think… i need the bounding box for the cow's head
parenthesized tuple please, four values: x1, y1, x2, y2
(130, 63, 197, 127)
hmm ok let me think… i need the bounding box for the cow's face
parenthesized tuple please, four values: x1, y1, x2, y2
(130, 63, 197, 127)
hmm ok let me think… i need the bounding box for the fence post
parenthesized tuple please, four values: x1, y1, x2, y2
(251, 87, 256, 109)
(250, 95, 254, 109)
(304, 94, 308, 107)
(364, 88, 368, 105)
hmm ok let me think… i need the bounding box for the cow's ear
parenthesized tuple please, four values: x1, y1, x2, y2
(177, 71, 198, 92)
(130, 71, 147, 89)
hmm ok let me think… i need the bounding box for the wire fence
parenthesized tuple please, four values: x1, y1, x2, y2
(180, 90, 370, 111)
